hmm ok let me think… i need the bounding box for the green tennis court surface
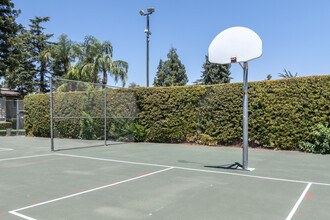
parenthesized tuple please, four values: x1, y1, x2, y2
(1, 137, 329, 219)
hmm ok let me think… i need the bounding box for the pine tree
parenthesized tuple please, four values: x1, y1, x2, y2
(28, 16, 54, 93)
(153, 47, 188, 87)
(194, 55, 232, 85)
(153, 59, 165, 86)
(4, 30, 36, 94)
(0, 0, 22, 77)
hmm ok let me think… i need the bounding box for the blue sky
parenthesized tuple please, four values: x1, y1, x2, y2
(13, 0, 330, 87)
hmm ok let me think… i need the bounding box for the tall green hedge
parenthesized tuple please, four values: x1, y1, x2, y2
(196, 76, 330, 149)
(24, 94, 50, 137)
(135, 75, 329, 149)
(248, 76, 329, 149)
(136, 86, 206, 142)
(24, 75, 330, 150)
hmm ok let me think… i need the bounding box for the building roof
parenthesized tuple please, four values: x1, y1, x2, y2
(0, 88, 20, 97)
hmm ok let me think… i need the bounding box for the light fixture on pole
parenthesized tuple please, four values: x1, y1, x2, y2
(139, 8, 155, 87)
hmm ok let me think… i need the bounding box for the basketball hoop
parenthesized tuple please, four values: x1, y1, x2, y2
(208, 27, 262, 171)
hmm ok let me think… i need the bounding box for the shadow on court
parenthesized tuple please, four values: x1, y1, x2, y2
(205, 162, 245, 170)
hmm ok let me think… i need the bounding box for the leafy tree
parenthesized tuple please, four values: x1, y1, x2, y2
(194, 55, 231, 85)
(266, 74, 272, 80)
(153, 47, 188, 87)
(128, 82, 140, 88)
(0, 0, 22, 77)
(28, 16, 54, 93)
(278, 69, 298, 78)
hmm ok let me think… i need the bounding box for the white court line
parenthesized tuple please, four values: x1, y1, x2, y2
(8, 211, 35, 220)
(56, 153, 330, 187)
(55, 153, 172, 168)
(0, 154, 54, 162)
(286, 182, 312, 220)
(174, 166, 330, 186)
(0, 148, 14, 152)
(9, 167, 173, 220)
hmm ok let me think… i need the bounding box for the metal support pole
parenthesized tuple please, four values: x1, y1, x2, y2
(50, 77, 54, 151)
(242, 62, 249, 170)
(16, 100, 19, 136)
(146, 15, 150, 87)
(104, 87, 107, 146)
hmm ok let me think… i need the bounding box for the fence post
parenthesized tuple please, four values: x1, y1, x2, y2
(104, 86, 107, 146)
(16, 100, 19, 136)
(50, 77, 54, 151)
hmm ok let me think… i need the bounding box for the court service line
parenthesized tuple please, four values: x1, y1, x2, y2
(0, 154, 54, 162)
(174, 166, 330, 186)
(9, 167, 174, 220)
(56, 153, 330, 187)
(0, 157, 66, 170)
(0, 148, 14, 152)
(286, 182, 312, 220)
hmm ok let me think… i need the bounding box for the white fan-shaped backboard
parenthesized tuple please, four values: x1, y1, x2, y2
(209, 27, 262, 64)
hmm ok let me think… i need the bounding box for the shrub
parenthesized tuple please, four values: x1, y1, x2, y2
(132, 122, 147, 142)
(108, 118, 135, 142)
(186, 132, 217, 146)
(299, 123, 330, 154)
(79, 111, 96, 140)
(198, 134, 217, 146)
(0, 122, 12, 130)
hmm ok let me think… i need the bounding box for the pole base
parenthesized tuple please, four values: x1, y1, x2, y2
(237, 167, 255, 171)
(233, 162, 255, 171)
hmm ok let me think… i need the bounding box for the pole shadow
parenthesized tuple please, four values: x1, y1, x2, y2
(204, 162, 244, 170)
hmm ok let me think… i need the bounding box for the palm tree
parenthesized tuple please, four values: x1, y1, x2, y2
(73, 36, 100, 83)
(53, 34, 76, 75)
(278, 69, 298, 78)
(40, 34, 76, 78)
(98, 55, 128, 87)
(66, 66, 92, 82)
(75, 36, 128, 86)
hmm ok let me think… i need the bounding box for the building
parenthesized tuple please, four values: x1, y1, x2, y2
(0, 88, 21, 122)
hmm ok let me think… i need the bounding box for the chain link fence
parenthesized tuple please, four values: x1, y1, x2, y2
(50, 78, 138, 151)
(0, 98, 25, 136)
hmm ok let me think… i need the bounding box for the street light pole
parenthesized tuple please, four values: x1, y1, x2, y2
(146, 14, 150, 87)
(140, 8, 154, 87)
